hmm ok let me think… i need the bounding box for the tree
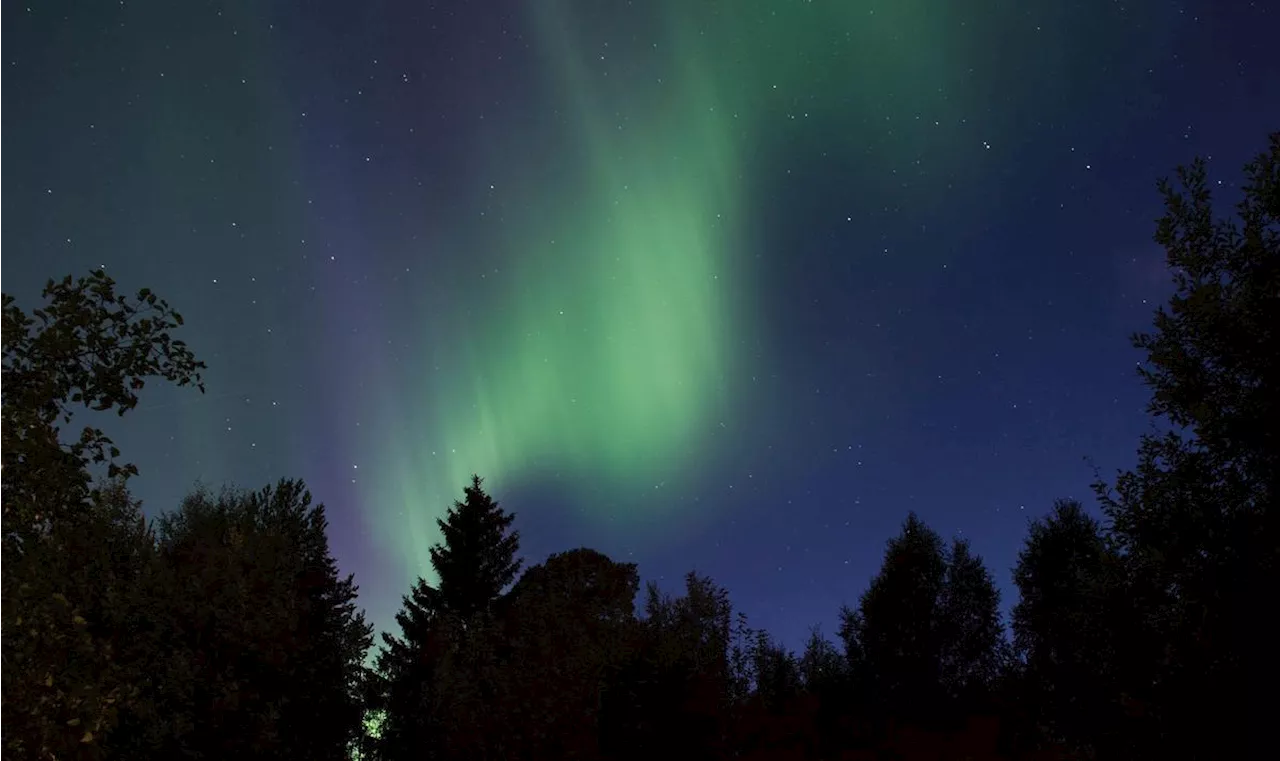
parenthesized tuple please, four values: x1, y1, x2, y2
(750, 631, 801, 713)
(1, 480, 161, 761)
(836, 604, 869, 704)
(1011, 500, 1136, 755)
(798, 628, 845, 697)
(107, 480, 373, 761)
(796, 628, 847, 759)
(732, 631, 810, 759)
(369, 475, 522, 761)
(850, 515, 1007, 729)
(1, 271, 203, 760)
(364, 578, 448, 761)
(431, 474, 523, 621)
(430, 613, 505, 761)
(1096, 133, 1279, 757)
(853, 513, 947, 719)
(2, 270, 205, 545)
(497, 548, 640, 759)
(601, 573, 737, 761)
(936, 538, 1005, 705)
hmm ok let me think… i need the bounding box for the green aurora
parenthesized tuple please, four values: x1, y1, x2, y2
(360, 0, 1167, 592)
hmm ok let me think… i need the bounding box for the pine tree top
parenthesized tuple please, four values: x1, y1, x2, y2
(428, 475, 522, 621)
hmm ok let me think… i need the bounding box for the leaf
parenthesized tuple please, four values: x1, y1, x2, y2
(81, 731, 94, 743)
(67, 718, 81, 726)
(45, 674, 53, 687)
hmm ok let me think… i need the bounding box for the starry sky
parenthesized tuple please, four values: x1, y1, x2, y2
(5, 0, 1277, 649)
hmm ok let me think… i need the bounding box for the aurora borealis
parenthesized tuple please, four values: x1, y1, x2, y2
(6, 0, 1277, 645)
(359, 0, 1165, 596)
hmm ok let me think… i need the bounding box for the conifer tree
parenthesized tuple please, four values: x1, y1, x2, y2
(431, 474, 523, 620)
(369, 475, 521, 761)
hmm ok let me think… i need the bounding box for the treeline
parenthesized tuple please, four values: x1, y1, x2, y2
(2, 136, 1275, 760)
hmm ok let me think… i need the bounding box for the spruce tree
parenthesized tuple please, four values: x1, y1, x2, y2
(431, 474, 523, 620)
(369, 475, 521, 760)
(365, 579, 446, 761)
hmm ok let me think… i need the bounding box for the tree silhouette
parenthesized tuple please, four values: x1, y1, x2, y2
(733, 630, 810, 759)
(796, 628, 847, 758)
(368, 475, 522, 761)
(1, 480, 161, 761)
(1011, 499, 1137, 755)
(850, 514, 1008, 733)
(366, 597, 446, 760)
(601, 573, 736, 761)
(121, 480, 374, 761)
(432, 474, 523, 621)
(1, 272, 203, 760)
(1096, 132, 1279, 758)
(853, 513, 948, 720)
(498, 548, 640, 759)
(2, 270, 204, 545)
(750, 631, 801, 713)
(363, 577, 446, 761)
(937, 538, 1006, 706)
(798, 627, 845, 697)
(836, 604, 870, 708)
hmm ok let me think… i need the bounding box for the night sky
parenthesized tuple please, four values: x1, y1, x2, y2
(5, 0, 1277, 649)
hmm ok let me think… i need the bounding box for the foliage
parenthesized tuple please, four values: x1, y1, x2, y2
(844, 514, 1007, 730)
(852, 513, 948, 717)
(1, 481, 158, 761)
(128, 480, 374, 761)
(1011, 500, 1137, 755)
(600, 573, 738, 760)
(1093, 132, 1279, 758)
(937, 538, 1006, 703)
(1, 272, 203, 760)
(498, 548, 641, 759)
(2, 270, 204, 545)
